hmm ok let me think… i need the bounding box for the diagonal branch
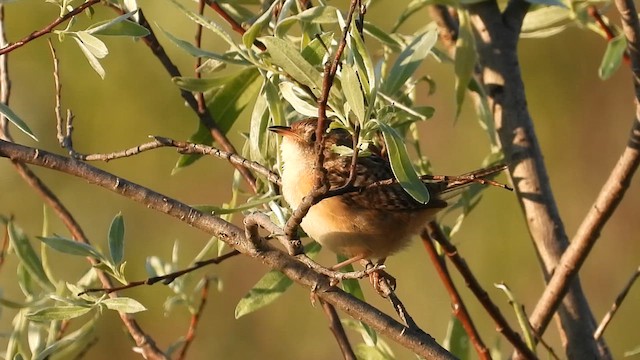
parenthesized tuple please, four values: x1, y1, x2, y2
(0, 139, 455, 360)
(467, 2, 608, 358)
(528, 0, 640, 340)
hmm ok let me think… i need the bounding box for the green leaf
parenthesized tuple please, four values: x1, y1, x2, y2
(296, 6, 339, 24)
(235, 242, 321, 318)
(454, 10, 476, 119)
(363, 22, 402, 52)
(8, 223, 54, 291)
(242, 0, 278, 49)
(521, 6, 570, 37)
(38, 313, 98, 360)
(172, 75, 235, 92)
(374, 120, 430, 203)
(599, 34, 627, 80)
(193, 195, 282, 214)
(301, 32, 334, 67)
(443, 317, 470, 359)
(382, 30, 437, 95)
(71, 36, 105, 79)
(38, 236, 105, 261)
(354, 344, 394, 360)
(160, 27, 248, 65)
(108, 213, 125, 265)
(75, 31, 108, 58)
(27, 306, 92, 321)
(0, 102, 38, 141)
(168, 0, 240, 52)
(174, 67, 261, 171)
(86, 10, 149, 37)
(525, 0, 567, 8)
(495, 283, 536, 351)
(262, 36, 323, 93)
(341, 63, 366, 124)
(279, 82, 318, 117)
(625, 345, 640, 357)
(100, 297, 146, 313)
(391, 0, 431, 33)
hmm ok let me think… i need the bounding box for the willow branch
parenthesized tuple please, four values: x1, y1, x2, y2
(0, 140, 455, 360)
(528, 0, 640, 338)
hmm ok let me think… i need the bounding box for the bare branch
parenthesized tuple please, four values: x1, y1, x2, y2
(320, 300, 357, 360)
(527, 0, 640, 345)
(421, 232, 491, 360)
(0, 140, 455, 359)
(178, 276, 211, 360)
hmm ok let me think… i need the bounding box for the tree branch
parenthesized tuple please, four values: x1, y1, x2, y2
(467, 2, 608, 358)
(0, 140, 455, 360)
(528, 0, 640, 342)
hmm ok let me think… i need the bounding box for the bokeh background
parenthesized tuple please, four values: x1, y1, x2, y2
(1, 1, 639, 359)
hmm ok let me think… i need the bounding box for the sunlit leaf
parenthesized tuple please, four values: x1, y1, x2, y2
(75, 31, 108, 58)
(242, 0, 278, 49)
(262, 36, 323, 93)
(160, 27, 247, 65)
(495, 283, 536, 351)
(0, 102, 38, 141)
(27, 306, 92, 321)
(86, 10, 148, 37)
(363, 22, 401, 51)
(38, 235, 105, 261)
(296, 6, 339, 24)
(374, 120, 430, 203)
(235, 242, 321, 318)
(341, 63, 365, 124)
(100, 297, 146, 313)
(71, 36, 105, 79)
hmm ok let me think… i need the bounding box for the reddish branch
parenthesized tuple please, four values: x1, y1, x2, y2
(203, 0, 266, 51)
(0, 0, 101, 55)
(425, 222, 538, 360)
(421, 231, 490, 360)
(178, 277, 211, 360)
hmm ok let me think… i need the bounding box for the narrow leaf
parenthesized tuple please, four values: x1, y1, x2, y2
(242, 0, 278, 49)
(262, 36, 323, 93)
(72, 36, 105, 79)
(108, 213, 125, 265)
(599, 34, 627, 80)
(75, 31, 108, 58)
(8, 223, 54, 291)
(160, 27, 247, 65)
(86, 10, 148, 37)
(101, 297, 147, 313)
(296, 6, 339, 24)
(27, 306, 92, 322)
(0, 102, 38, 141)
(454, 10, 476, 119)
(382, 30, 437, 95)
(235, 242, 321, 318)
(38, 235, 105, 261)
(341, 63, 366, 124)
(375, 121, 430, 203)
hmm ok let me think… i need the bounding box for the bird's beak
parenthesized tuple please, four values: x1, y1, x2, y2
(268, 125, 296, 138)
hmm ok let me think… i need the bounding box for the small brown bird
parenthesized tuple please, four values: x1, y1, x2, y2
(270, 118, 503, 267)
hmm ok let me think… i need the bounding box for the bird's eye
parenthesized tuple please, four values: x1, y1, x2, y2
(309, 132, 316, 142)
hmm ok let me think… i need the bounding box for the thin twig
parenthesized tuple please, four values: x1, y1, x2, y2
(421, 231, 490, 360)
(194, 0, 207, 114)
(594, 266, 640, 340)
(0, 0, 101, 55)
(178, 276, 211, 360)
(80, 251, 239, 295)
(320, 299, 357, 360)
(203, 0, 266, 51)
(425, 221, 538, 360)
(282, 0, 361, 246)
(527, 0, 640, 338)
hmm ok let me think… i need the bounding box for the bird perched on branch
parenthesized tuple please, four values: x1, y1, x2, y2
(270, 118, 507, 268)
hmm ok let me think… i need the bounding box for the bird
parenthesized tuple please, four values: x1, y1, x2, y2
(270, 117, 505, 268)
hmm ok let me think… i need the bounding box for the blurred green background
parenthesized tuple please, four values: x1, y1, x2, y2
(1, 0, 639, 359)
